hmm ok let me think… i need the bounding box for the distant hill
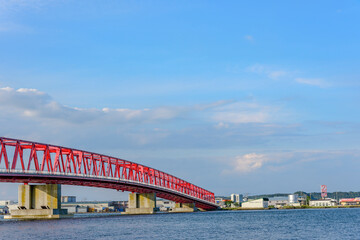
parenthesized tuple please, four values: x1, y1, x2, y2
(248, 193, 289, 199)
(248, 191, 360, 200)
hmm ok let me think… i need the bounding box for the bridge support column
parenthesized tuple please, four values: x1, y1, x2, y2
(170, 202, 196, 213)
(5, 184, 71, 220)
(125, 193, 156, 214)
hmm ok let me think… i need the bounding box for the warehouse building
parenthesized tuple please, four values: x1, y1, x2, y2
(242, 198, 269, 209)
(309, 198, 337, 207)
(156, 199, 175, 211)
(61, 201, 127, 213)
(339, 198, 360, 206)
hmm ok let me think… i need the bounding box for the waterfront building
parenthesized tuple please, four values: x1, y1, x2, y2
(77, 206, 88, 213)
(156, 199, 175, 211)
(297, 196, 307, 205)
(61, 196, 76, 203)
(61, 201, 127, 213)
(339, 198, 360, 206)
(268, 195, 302, 208)
(0, 206, 9, 214)
(288, 194, 301, 207)
(288, 194, 298, 203)
(62, 205, 77, 214)
(268, 197, 288, 208)
(0, 200, 16, 214)
(230, 194, 243, 203)
(242, 198, 269, 209)
(0, 200, 14, 206)
(309, 198, 337, 207)
(61, 205, 89, 214)
(215, 197, 226, 207)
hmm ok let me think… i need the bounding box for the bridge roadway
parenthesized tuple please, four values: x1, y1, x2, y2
(0, 137, 217, 210)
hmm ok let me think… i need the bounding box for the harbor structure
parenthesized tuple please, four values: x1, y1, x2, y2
(339, 198, 360, 206)
(230, 194, 243, 204)
(61, 196, 76, 203)
(268, 197, 288, 208)
(156, 199, 176, 211)
(288, 194, 298, 203)
(309, 198, 337, 207)
(242, 198, 269, 209)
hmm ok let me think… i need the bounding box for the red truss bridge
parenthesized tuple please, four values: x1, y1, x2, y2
(0, 137, 217, 210)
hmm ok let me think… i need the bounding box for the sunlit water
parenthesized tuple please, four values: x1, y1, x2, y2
(1, 208, 360, 239)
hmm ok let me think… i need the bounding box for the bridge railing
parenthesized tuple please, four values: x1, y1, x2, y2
(0, 137, 215, 203)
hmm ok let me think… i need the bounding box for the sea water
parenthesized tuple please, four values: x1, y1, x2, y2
(1, 208, 360, 239)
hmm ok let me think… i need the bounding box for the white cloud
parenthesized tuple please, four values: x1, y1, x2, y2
(247, 64, 287, 80)
(0, 87, 12, 91)
(0, 85, 289, 150)
(295, 78, 328, 87)
(0, 1, 51, 33)
(16, 88, 42, 94)
(211, 102, 276, 124)
(0, 22, 33, 33)
(0, 86, 188, 147)
(0, 86, 189, 124)
(268, 71, 287, 79)
(233, 153, 268, 173)
(0, 87, 274, 126)
(215, 122, 229, 129)
(223, 150, 359, 174)
(0, 0, 47, 13)
(248, 64, 266, 74)
(248, 64, 330, 87)
(213, 111, 268, 124)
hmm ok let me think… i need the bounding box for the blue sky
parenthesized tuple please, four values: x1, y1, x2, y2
(0, 0, 360, 200)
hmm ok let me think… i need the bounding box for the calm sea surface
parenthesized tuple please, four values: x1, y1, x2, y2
(1, 208, 360, 239)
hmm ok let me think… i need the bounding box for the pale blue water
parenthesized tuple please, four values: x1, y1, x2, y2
(1, 208, 360, 239)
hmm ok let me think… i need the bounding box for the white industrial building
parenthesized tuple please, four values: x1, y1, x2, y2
(61, 196, 76, 203)
(215, 197, 227, 208)
(62, 205, 88, 214)
(288, 194, 298, 204)
(156, 199, 175, 211)
(288, 194, 301, 207)
(268, 197, 288, 208)
(0, 200, 16, 214)
(0, 200, 14, 206)
(242, 198, 269, 209)
(0, 206, 9, 214)
(309, 198, 337, 207)
(230, 194, 243, 204)
(61, 201, 118, 213)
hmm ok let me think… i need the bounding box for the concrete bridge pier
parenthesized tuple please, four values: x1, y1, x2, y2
(5, 184, 71, 220)
(125, 192, 156, 214)
(170, 202, 196, 213)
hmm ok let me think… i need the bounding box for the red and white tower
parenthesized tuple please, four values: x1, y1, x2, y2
(321, 185, 327, 199)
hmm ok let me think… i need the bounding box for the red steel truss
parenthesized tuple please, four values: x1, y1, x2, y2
(0, 137, 217, 209)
